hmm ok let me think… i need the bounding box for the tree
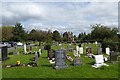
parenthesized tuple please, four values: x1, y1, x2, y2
(12, 22, 27, 42)
(91, 24, 112, 41)
(63, 32, 68, 42)
(1, 26, 13, 41)
(52, 30, 61, 42)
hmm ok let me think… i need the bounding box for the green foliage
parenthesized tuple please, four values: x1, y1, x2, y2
(91, 24, 118, 41)
(12, 22, 27, 42)
(52, 30, 61, 42)
(1, 26, 13, 41)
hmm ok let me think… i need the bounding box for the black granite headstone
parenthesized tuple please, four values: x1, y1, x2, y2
(54, 50, 68, 69)
(0, 45, 8, 61)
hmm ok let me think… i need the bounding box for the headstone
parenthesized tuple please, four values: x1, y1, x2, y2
(54, 50, 68, 69)
(106, 47, 110, 55)
(86, 47, 93, 57)
(35, 52, 38, 66)
(14, 45, 18, 55)
(66, 55, 73, 62)
(76, 46, 79, 52)
(0, 44, 8, 61)
(73, 57, 82, 66)
(24, 44, 27, 54)
(79, 47, 83, 54)
(69, 48, 74, 52)
(48, 49, 55, 60)
(39, 49, 41, 55)
(95, 41, 98, 45)
(110, 51, 118, 63)
(92, 55, 109, 68)
(73, 50, 78, 57)
(98, 48, 102, 55)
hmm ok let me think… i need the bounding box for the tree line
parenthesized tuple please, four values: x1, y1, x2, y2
(1, 23, 120, 43)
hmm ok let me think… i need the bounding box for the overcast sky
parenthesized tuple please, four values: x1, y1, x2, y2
(1, 0, 118, 35)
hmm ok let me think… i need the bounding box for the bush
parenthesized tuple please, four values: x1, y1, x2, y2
(44, 44, 51, 50)
(102, 42, 120, 52)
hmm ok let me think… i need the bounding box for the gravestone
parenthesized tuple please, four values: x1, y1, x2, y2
(35, 52, 38, 66)
(48, 49, 55, 60)
(76, 46, 79, 52)
(73, 57, 82, 66)
(73, 50, 78, 57)
(106, 47, 110, 55)
(0, 44, 8, 61)
(24, 44, 27, 54)
(92, 55, 109, 68)
(79, 47, 83, 54)
(39, 49, 41, 55)
(13, 45, 18, 55)
(98, 48, 102, 55)
(54, 50, 68, 69)
(66, 55, 73, 62)
(69, 48, 74, 52)
(86, 47, 93, 57)
(110, 51, 118, 63)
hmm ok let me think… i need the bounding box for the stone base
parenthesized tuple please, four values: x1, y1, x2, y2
(54, 65, 68, 69)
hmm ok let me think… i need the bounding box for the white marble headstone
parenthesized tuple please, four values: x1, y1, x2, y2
(39, 49, 41, 55)
(76, 46, 79, 52)
(24, 44, 26, 54)
(94, 55, 104, 64)
(79, 47, 83, 54)
(106, 47, 110, 55)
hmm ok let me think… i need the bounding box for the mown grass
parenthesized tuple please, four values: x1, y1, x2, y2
(2, 43, 119, 78)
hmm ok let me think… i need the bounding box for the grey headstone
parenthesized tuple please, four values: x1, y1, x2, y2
(35, 52, 38, 66)
(54, 50, 68, 69)
(73, 57, 82, 66)
(98, 48, 102, 55)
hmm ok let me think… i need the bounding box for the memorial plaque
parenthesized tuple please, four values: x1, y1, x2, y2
(79, 47, 83, 54)
(73, 57, 82, 66)
(54, 50, 68, 69)
(98, 48, 102, 55)
(106, 47, 110, 55)
(110, 51, 118, 63)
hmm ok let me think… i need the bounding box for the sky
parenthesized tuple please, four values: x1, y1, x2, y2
(0, 0, 119, 36)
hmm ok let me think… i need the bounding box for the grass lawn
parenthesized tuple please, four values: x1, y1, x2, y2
(2, 43, 119, 78)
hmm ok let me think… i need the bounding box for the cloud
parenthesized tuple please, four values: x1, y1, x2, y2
(1, 2, 118, 35)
